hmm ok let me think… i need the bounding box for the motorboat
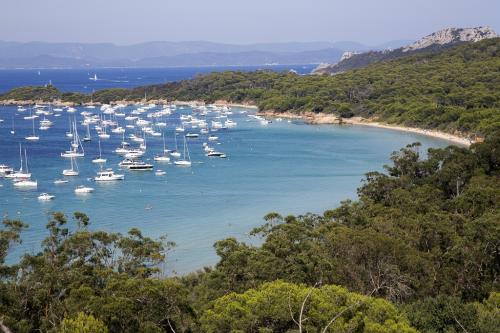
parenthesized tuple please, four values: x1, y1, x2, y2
(14, 179, 38, 188)
(75, 185, 94, 194)
(54, 179, 69, 184)
(154, 155, 170, 162)
(207, 151, 227, 158)
(0, 164, 13, 176)
(174, 160, 192, 167)
(170, 151, 181, 158)
(128, 160, 154, 171)
(94, 169, 124, 181)
(155, 170, 166, 176)
(118, 159, 135, 168)
(38, 193, 55, 200)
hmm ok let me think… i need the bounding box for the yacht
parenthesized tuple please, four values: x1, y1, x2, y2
(154, 155, 170, 162)
(38, 193, 55, 201)
(75, 185, 94, 194)
(118, 159, 135, 168)
(13, 179, 38, 188)
(128, 160, 154, 171)
(207, 151, 227, 158)
(185, 133, 199, 138)
(94, 169, 125, 181)
(124, 150, 145, 159)
(208, 135, 218, 141)
(170, 151, 181, 158)
(0, 164, 13, 176)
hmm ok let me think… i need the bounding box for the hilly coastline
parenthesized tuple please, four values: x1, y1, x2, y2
(313, 26, 497, 74)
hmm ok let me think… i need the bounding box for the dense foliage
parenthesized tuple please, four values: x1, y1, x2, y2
(0, 131, 498, 332)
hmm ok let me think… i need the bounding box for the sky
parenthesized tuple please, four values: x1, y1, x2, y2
(1, 0, 499, 45)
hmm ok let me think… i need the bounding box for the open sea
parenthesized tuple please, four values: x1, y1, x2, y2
(0, 67, 455, 274)
(0, 65, 316, 93)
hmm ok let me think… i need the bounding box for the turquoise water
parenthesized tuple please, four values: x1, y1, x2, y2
(0, 105, 453, 274)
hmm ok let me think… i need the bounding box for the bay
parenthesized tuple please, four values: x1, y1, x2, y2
(0, 103, 453, 274)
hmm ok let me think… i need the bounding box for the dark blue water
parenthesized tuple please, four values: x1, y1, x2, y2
(0, 103, 455, 274)
(0, 65, 316, 93)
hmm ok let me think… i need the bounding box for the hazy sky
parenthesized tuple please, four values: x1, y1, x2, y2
(2, 0, 499, 45)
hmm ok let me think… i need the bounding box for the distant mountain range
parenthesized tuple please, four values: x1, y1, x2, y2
(0, 40, 412, 69)
(313, 26, 498, 74)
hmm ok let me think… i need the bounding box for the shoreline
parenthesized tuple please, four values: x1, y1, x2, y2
(257, 111, 476, 146)
(1, 98, 475, 146)
(0, 98, 259, 110)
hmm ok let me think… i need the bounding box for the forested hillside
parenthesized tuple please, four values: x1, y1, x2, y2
(2, 38, 499, 138)
(1, 132, 498, 332)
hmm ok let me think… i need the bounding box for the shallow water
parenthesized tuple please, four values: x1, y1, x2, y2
(0, 104, 453, 274)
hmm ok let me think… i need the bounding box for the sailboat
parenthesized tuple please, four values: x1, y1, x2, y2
(66, 118, 74, 138)
(174, 135, 192, 167)
(82, 123, 92, 142)
(61, 121, 85, 157)
(170, 133, 181, 158)
(92, 139, 107, 164)
(25, 117, 40, 141)
(154, 132, 170, 162)
(13, 149, 37, 187)
(10, 117, 15, 134)
(6, 144, 31, 179)
(89, 74, 98, 81)
(62, 156, 79, 176)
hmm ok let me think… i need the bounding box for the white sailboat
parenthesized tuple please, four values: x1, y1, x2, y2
(174, 135, 192, 167)
(82, 123, 92, 142)
(10, 117, 15, 135)
(5, 144, 31, 179)
(170, 133, 181, 158)
(13, 149, 37, 188)
(92, 139, 107, 164)
(61, 121, 85, 157)
(62, 156, 79, 176)
(154, 132, 170, 162)
(25, 117, 40, 141)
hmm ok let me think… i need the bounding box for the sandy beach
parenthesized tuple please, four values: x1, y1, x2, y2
(257, 111, 476, 146)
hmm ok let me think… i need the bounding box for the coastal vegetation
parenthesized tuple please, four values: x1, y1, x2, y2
(1, 38, 499, 138)
(1, 131, 498, 332)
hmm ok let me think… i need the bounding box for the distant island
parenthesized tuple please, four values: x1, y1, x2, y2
(0, 40, 413, 69)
